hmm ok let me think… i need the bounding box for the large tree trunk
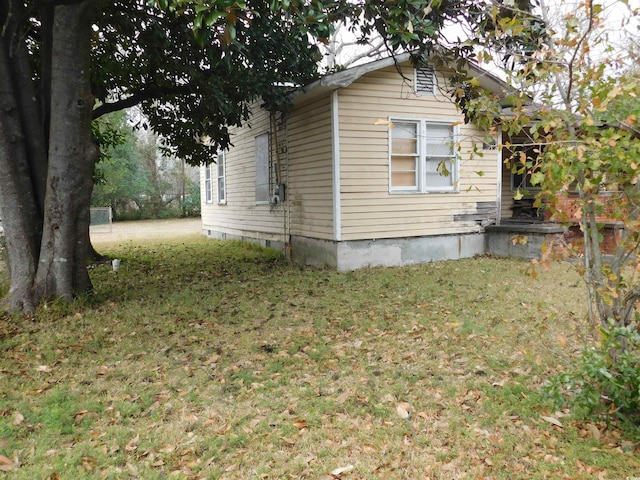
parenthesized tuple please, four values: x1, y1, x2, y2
(33, 2, 98, 303)
(0, 15, 43, 313)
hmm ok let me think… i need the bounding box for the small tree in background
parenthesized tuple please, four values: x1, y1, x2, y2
(92, 111, 148, 220)
(468, 0, 640, 427)
(92, 111, 200, 220)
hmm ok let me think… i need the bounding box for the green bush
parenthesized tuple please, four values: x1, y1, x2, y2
(548, 322, 640, 435)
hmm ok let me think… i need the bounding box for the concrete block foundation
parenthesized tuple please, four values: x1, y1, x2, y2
(292, 233, 487, 271)
(204, 224, 567, 270)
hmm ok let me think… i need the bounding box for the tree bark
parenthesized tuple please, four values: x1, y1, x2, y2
(33, 1, 98, 303)
(0, 26, 42, 313)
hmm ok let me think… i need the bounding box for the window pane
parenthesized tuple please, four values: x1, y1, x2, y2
(204, 164, 213, 203)
(391, 155, 417, 188)
(391, 156, 416, 171)
(425, 124, 453, 156)
(217, 178, 225, 202)
(392, 172, 418, 187)
(392, 138, 417, 155)
(217, 153, 225, 177)
(425, 158, 452, 188)
(392, 122, 417, 152)
(216, 152, 225, 202)
(391, 121, 418, 189)
(255, 133, 270, 202)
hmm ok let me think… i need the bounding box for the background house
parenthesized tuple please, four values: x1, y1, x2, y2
(200, 53, 559, 269)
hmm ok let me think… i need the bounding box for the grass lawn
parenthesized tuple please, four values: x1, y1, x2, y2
(0, 235, 638, 479)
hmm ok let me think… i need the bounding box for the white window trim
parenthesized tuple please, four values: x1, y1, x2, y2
(414, 65, 437, 96)
(388, 117, 460, 194)
(204, 163, 213, 204)
(216, 151, 226, 205)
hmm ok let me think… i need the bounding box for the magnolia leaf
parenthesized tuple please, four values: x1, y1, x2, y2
(13, 412, 24, 426)
(330, 464, 355, 476)
(541, 415, 563, 428)
(125, 434, 140, 452)
(293, 418, 307, 430)
(586, 423, 601, 441)
(396, 401, 412, 420)
(336, 391, 350, 404)
(0, 455, 18, 471)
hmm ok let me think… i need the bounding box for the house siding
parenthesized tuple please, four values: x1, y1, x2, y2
(287, 95, 335, 240)
(337, 63, 500, 241)
(200, 57, 518, 269)
(201, 105, 287, 243)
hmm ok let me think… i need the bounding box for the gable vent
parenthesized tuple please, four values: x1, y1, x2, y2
(416, 65, 436, 94)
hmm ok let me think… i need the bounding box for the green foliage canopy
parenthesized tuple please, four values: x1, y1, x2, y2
(91, 0, 544, 166)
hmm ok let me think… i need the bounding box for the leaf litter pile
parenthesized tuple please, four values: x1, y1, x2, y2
(0, 236, 638, 479)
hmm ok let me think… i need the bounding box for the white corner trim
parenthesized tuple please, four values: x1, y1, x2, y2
(331, 90, 342, 241)
(496, 126, 503, 225)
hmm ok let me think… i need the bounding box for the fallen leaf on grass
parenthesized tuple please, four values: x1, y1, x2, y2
(330, 464, 355, 476)
(36, 364, 53, 373)
(293, 418, 307, 430)
(125, 434, 139, 452)
(158, 443, 176, 453)
(0, 454, 18, 471)
(541, 416, 563, 428)
(586, 423, 601, 441)
(126, 462, 139, 477)
(12, 412, 24, 426)
(396, 402, 412, 420)
(335, 391, 350, 404)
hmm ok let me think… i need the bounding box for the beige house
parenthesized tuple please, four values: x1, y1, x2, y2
(200, 53, 559, 269)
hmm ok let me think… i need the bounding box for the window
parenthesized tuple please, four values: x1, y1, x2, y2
(255, 133, 270, 203)
(507, 142, 543, 192)
(204, 163, 213, 203)
(415, 65, 436, 95)
(390, 119, 458, 193)
(216, 151, 226, 204)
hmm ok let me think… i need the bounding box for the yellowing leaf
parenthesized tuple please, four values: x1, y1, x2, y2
(513, 188, 524, 201)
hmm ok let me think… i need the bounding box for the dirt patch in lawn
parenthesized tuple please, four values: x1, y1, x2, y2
(90, 217, 202, 245)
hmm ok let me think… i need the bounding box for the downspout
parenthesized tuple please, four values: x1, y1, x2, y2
(270, 111, 291, 257)
(270, 111, 283, 188)
(331, 90, 342, 241)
